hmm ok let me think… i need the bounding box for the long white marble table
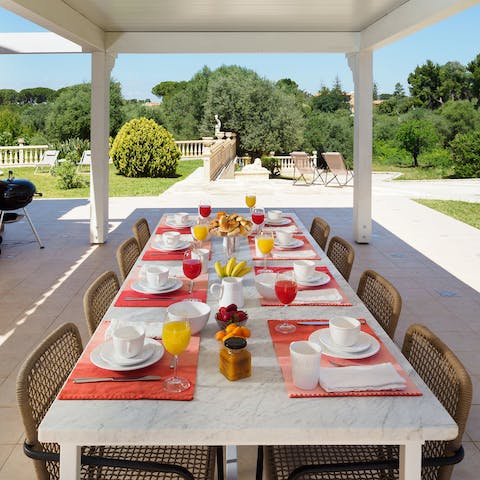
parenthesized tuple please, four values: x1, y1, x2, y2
(38, 211, 457, 480)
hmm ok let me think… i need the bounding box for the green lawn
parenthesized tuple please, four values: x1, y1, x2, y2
(4, 160, 203, 198)
(415, 199, 480, 230)
(372, 162, 454, 180)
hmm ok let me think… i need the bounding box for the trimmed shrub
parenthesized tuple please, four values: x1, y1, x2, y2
(110, 118, 180, 178)
(261, 156, 281, 176)
(449, 130, 480, 178)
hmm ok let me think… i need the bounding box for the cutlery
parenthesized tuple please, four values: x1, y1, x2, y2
(124, 296, 176, 301)
(328, 359, 362, 368)
(296, 320, 366, 326)
(73, 375, 163, 384)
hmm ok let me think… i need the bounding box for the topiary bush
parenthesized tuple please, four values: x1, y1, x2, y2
(110, 117, 181, 178)
(261, 156, 281, 176)
(449, 130, 480, 178)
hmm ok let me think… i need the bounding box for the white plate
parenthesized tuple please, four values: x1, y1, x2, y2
(265, 217, 291, 226)
(297, 271, 331, 286)
(309, 329, 380, 359)
(131, 278, 183, 295)
(151, 240, 190, 251)
(165, 218, 195, 228)
(316, 328, 371, 353)
(91, 339, 164, 371)
(274, 239, 304, 250)
(100, 338, 156, 366)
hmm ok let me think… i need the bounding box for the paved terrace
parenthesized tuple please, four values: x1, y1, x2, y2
(0, 169, 479, 478)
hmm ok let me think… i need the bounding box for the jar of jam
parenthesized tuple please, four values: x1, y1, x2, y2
(219, 336, 251, 381)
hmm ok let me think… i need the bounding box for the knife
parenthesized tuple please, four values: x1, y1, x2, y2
(73, 375, 163, 384)
(295, 320, 367, 326)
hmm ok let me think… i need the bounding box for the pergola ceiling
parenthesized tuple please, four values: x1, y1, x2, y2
(0, 0, 479, 54)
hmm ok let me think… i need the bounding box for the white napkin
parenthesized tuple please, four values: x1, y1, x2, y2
(294, 288, 342, 303)
(272, 249, 316, 259)
(319, 362, 407, 392)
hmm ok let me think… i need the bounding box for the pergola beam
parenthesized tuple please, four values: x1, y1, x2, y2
(0, 32, 82, 53)
(105, 31, 360, 54)
(0, 0, 104, 51)
(360, 0, 479, 50)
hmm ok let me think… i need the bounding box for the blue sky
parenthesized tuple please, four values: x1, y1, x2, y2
(1, 4, 480, 100)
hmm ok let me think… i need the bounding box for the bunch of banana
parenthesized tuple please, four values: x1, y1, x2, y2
(214, 257, 252, 278)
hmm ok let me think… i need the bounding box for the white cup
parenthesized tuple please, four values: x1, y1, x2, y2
(293, 260, 316, 282)
(276, 230, 293, 246)
(112, 325, 145, 359)
(174, 212, 189, 225)
(192, 248, 209, 274)
(329, 316, 361, 347)
(290, 341, 322, 390)
(145, 265, 169, 289)
(268, 209, 283, 221)
(163, 231, 181, 247)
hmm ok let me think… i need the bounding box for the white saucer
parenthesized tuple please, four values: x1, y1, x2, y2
(100, 339, 156, 366)
(131, 278, 183, 295)
(165, 218, 195, 228)
(274, 239, 304, 250)
(266, 218, 291, 226)
(151, 240, 189, 251)
(309, 329, 380, 359)
(297, 271, 331, 286)
(91, 339, 164, 371)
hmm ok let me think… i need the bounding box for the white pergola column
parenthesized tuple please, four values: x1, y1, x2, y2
(90, 52, 116, 244)
(347, 51, 373, 244)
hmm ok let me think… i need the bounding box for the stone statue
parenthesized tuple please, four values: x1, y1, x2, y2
(214, 115, 221, 135)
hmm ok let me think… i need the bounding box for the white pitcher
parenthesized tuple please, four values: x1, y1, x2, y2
(210, 277, 244, 308)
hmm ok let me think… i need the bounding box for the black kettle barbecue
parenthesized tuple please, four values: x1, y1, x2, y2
(0, 170, 44, 254)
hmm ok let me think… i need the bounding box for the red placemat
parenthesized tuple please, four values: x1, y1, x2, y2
(268, 319, 422, 398)
(249, 235, 320, 261)
(155, 214, 193, 234)
(255, 266, 352, 306)
(115, 268, 208, 307)
(59, 322, 200, 401)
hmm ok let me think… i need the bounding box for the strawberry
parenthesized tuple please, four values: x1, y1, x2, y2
(226, 304, 237, 312)
(235, 310, 248, 322)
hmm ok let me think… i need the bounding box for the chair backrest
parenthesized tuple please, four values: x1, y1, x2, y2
(326, 235, 355, 282)
(290, 151, 313, 174)
(310, 217, 330, 251)
(402, 324, 472, 480)
(132, 217, 151, 251)
(41, 150, 59, 165)
(16, 323, 83, 480)
(116, 237, 140, 282)
(321, 152, 348, 175)
(357, 269, 402, 339)
(83, 271, 120, 336)
(79, 150, 91, 165)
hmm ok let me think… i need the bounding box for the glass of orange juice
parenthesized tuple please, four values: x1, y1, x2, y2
(191, 219, 208, 248)
(257, 230, 274, 272)
(162, 317, 191, 393)
(245, 192, 256, 215)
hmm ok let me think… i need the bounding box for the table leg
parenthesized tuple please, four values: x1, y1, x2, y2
(399, 442, 422, 480)
(226, 445, 238, 480)
(59, 444, 81, 480)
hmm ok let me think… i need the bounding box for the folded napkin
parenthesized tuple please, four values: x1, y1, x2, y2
(319, 362, 407, 392)
(272, 249, 317, 259)
(295, 288, 342, 303)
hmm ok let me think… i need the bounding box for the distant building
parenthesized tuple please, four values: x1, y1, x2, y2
(347, 91, 383, 113)
(144, 101, 161, 107)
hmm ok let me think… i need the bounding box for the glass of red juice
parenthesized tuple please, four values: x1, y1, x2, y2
(198, 203, 212, 219)
(274, 270, 298, 334)
(183, 250, 202, 294)
(251, 207, 265, 233)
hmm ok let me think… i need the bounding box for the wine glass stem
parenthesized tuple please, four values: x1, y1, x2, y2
(172, 354, 178, 378)
(264, 254, 268, 271)
(189, 279, 194, 294)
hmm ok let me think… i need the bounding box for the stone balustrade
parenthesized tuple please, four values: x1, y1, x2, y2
(0, 145, 48, 166)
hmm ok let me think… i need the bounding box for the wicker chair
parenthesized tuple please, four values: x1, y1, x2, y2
(83, 270, 120, 336)
(309, 217, 330, 251)
(16, 323, 223, 480)
(326, 236, 355, 282)
(116, 236, 140, 282)
(357, 269, 402, 340)
(260, 324, 472, 480)
(133, 217, 151, 251)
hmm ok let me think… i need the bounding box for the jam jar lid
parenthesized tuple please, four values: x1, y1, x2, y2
(224, 337, 247, 350)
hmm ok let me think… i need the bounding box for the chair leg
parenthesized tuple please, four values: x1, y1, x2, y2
(22, 208, 44, 249)
(256, 446, 264, 480)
